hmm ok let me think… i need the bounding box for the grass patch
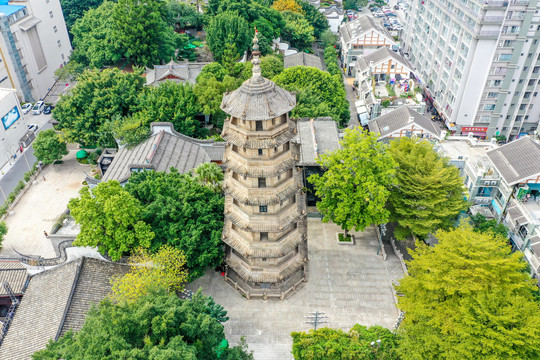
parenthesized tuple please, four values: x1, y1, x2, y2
(338, 233, 353, 242)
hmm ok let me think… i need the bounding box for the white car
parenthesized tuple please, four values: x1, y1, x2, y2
(27, 124, 38, 132)
(21, 103, 32, 114)
(32, 101, 44, 115)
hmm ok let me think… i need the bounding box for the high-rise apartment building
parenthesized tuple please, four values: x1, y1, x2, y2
(403, 0, 540, 140)
(0, 0, 71, 102)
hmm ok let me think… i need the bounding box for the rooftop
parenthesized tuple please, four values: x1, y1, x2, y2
(145, 60, 210, 85)
(296, 117, 341, 166)
(101, 122, 225, 183)
(284, 52, 324, 71)
(0, 4, 24, 17)
(486, 136, 540, 185)
(0, 261, 28, 296)
(355, 47, 413, 74)
(0, 257, 129, 360)
(340, 15, 395, 46)
(368, 105, 442, 140)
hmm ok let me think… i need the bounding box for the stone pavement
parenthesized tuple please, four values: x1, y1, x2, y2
(187, 219, 405, 360)
(0, 148, 94, 258)
(344, 77, 359, 128)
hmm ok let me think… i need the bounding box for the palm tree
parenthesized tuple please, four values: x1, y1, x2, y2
(192, 162, 223, 192)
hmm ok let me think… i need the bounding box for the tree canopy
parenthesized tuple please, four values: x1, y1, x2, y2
(112, 0, 178, 66)
(280, 10, 314, 51)
(388, 137, 467, 240)
(110, 246, 188, 303)
(291, 325, 399, 360)
(469, 213, 509, 238)
(297, 0, 329, 38)
(308, 129, 395, 236)
(164, 0, 203, 31)
(135, 81, 206, 138)
(125, 169, 225, 280)
(54, 68, 144, 146)
(206, 11, 251, 62)
(396, 226, 540, 359)
(33, 129, 68, 165)
(60, 0, 105, 32)
(68, 181, 155, 261)
(273, 66, 350, 125)
(272, 0, 303, 14)
(32, 290, 253, 360)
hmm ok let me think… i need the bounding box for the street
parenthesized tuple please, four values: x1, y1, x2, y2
(0, 114, 54, 203)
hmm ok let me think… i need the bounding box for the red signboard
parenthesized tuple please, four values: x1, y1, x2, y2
(461, 127, 488, 132)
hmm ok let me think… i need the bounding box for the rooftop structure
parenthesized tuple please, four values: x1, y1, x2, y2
(145, 60, 210, 86)
(368, 105, 443, 141)
(296, 117, 340, 166)
(355, 47, 413, 77)
(99, 122, 225, 183)
(284, 52, 324, 71)
(220, 32, 307, 300)
(0, 257, 129, 360)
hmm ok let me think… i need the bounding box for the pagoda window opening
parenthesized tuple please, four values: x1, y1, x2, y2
(232, 144, 238, 152)
(256, 121, 263, 131)
(258, 178, 266, 188)
(258, 148, 263, 156)
(281, 115, 287, 124)
(259, 205, 268, 213)
(232, 172, 238, 180)
(284, 142, 290, 151)
(260, 232, 268, 241)
(231, 117, 238, 125)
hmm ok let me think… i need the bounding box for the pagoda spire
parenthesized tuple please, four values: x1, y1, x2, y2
(252, 28, 261, 79)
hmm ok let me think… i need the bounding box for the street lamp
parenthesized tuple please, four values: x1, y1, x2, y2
(370, 339, 382, 359)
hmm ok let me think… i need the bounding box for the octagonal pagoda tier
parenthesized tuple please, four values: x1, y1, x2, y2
(219, 33, 308, 300)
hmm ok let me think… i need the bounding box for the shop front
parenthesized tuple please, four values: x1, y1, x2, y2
(461, 126, 488, 139)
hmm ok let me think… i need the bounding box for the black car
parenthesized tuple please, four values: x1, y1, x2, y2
(43, 104, 53, 114)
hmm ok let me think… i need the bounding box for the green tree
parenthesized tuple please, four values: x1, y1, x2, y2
(206, 11, 251, 62)
(297, 0, 329, 38)
(321, 29, 338, 48)
(33, 129, 69, 165)
(388, 137, 467, 240)
(110, 113, 150, 148)
(60, 0, 105, 32)
(112, 0, 177, 66)
(308, 129, 395, 236)
(205, 296, 230, 323)
(125, 170, 225, 280)
(192, 162, 224, 192)
(280, 10, 314, 51)
(54, 68, 144, 146)
(469, 213, 509, 238)
(110, 246, 188, 303)
(135, 81, 205, 138)
(273, 66, 349, 125)
(292, 325, 399, 360)
(261, 55, 284, 78)
(0, 221, 7, 249)
(68, 181, 155, 261)
(324, 45, 341, 77)
(32, 290, 252, 360)
(70, 1, 121, 69)
(164, 0, 203, 31)
(396, 226, 540, 359)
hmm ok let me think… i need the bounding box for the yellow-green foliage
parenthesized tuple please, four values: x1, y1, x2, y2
(111, 245, 188, 303)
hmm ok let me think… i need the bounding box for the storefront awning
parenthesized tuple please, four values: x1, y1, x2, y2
(463, 131, 487, 137)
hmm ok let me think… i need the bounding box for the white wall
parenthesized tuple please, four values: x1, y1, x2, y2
(0, 88, 26, 167)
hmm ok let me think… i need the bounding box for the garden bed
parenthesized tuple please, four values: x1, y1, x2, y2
(336, 232, 355, 245)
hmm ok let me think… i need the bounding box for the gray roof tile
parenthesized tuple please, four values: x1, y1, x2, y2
(486, 137, 540, 185)
(355, 47, 413, 73)
(145, 60, 210, 85)
(368, 105, 442, 140)
(284, 53, 324, 71)
(297, 117, 341, 165)
(0, 261, 28, 295)
(340, 15, 395, 46)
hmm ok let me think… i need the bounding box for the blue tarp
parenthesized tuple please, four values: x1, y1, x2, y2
(0, 5, 25, 16)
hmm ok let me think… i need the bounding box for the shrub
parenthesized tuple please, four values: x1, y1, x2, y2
(0, 221, 7, 249)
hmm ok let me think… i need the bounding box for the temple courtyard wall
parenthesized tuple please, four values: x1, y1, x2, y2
(187, 217, 405, 360)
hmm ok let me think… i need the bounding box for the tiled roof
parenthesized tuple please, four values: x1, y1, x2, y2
(0, 258, 129, 360)
(221, 74, 296, 121)
(368, 105, 442, 140)
(145, 60, 210, 85)
(486, 137, 540, 185)
(340, 15, 395, 46)
(0, 261, 28, 296)
(102, 123, 225, 183)
(284, 53, 324, 71)
(355, 47, 413, 73)
(297, 117, 341, 165)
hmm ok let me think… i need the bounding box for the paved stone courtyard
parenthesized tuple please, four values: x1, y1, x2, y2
(187, 218, 405, 360)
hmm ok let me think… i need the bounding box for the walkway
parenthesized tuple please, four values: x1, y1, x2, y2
(344, 77, 359, 128)
(187, 219, 405, 360)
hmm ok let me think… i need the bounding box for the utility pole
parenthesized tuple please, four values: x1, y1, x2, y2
(304, 311, 328, 331)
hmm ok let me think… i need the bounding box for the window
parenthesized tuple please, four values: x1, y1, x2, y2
(53, 25, 57, 33)
(258, 148, 263, 156)
(483, 104, 496, 111)
(487, 92, 497, 98)
(283, 142, 290, 151)
(497, 54, 512, 61)
(49, 11, 53, 18)
(12, 32, 17, 42)
(57, 40, 61, 48)
(260, 232, 268, 241)
(256, 121, 263, 131)
(259, 205, 267, 213)
(258, 178, 266, 188)
(232, 144, 238, 152)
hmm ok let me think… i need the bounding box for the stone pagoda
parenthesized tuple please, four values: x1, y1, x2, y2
(220, 33, 308, 300)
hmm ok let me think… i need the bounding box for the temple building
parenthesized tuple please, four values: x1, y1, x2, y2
(220, 33, 308, 300)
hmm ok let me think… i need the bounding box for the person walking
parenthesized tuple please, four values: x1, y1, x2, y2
(43, 231, 49, 238)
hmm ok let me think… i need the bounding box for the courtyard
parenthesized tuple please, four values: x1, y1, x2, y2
(187, 218, 405, 360)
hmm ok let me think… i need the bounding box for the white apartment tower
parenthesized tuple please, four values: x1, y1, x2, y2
(403, 0, 540, 140)
(0, 0, 71, 102)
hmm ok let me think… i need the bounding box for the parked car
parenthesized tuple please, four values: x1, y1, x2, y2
(357, 7, 363, 12)
(32, 101, 44, 115)
(43, 104, 53, 114)
(383, 22, 392, 27)
(394, 4, 400, 9)
(27, 124, 38, 132)
(374, 12, 386, 17)
(21, 103, 32, 114)
(386, 12, 397, 17)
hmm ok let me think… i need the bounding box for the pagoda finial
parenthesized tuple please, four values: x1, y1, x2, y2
(252, 28, 261, 79)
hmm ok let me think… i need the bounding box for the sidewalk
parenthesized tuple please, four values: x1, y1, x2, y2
(0, 149, 93, 258)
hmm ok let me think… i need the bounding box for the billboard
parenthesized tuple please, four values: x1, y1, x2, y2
(1, 106, 20, 130)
